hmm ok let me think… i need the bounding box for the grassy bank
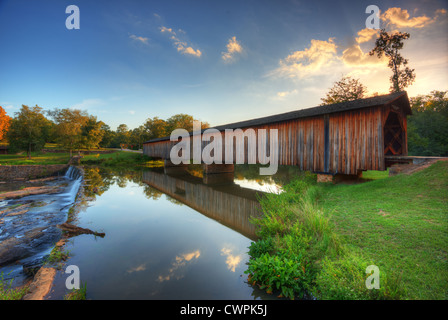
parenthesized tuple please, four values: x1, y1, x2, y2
(0, 150, 162, 168)
(246, 161, 447, 300)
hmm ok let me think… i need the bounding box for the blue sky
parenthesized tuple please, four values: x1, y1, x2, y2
(0, 0, 447, 130)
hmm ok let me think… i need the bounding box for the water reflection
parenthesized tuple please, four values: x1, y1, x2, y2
(142, 168, 266, 240)
(48, 165, 301, 300)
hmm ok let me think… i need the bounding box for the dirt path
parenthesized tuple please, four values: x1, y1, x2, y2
(389, 158, 448, 176)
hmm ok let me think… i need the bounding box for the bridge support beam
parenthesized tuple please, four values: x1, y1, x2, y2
(317, 174, 334, 183)
(164, 160, 188, 175)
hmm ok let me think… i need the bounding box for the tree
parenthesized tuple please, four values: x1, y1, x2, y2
(165, 114, 210, 134)
(80, 116, 105, 150)
(129, 125, 146, 150)
(7, 105, 51, 159)
(115, 124, 130, 148)
(0, 106, 11, 141)
(407, 90, 448, 156)
(320, 76, 368, 105)
(369, 29, 416, 93)
(99, 123, 115, 148)
(47, 108, 89, 156)
(143, 117, 168, 140)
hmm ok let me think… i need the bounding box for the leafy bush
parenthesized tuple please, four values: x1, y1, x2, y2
(246, 252, 312, 299)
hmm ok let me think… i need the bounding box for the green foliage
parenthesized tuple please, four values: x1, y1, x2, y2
(7, 105, 52, 159)
(246, 252, 312, 299)
(0, 272, 29, 300)
(64, 282, 87, 300)
(408, 90, 448, 156)
(320, 76, 367, 105)
(314, 253, 404, 300)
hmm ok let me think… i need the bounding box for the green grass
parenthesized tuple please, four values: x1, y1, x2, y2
(0, 148, 163, 168)
(0, 272, 29, 300)
(0, 152, 71, 165)
(247, 161, 447, 300)
(318, 160, 448, 299)
(64, 283, 87, 300)
(81, 151, 162, 167)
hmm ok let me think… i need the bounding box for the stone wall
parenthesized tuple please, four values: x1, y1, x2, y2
(0, 165, 69, 181)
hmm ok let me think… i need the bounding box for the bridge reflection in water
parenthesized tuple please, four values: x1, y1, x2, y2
(142, 168, 268, 240)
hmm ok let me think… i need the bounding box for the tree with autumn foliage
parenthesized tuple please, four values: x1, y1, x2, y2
(0, 106, 11, 141)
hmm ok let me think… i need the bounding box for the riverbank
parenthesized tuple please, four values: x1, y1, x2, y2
(0, 166, 86, 300)
(245, 159, 448, 300)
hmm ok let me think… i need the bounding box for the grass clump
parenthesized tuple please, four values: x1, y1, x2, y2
(0, 272, 29, 300)
(64, 282, 87, 300)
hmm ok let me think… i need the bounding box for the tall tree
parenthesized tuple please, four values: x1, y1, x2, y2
(47, 108, 89, 156)
(320, 76, 368, 105)
(0, 106, 11, 141)
(369, 29, 416, 93)
(7, 105, 51, 159)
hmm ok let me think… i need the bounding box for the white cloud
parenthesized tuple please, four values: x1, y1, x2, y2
(270, 38, 338, 79)
(341, 44, 387, 67)
(222, 36, 243, 63)
(276, 89, 298, 98)
(130, 34, 149, 45)
(356, 28, 379, 43)
(159, 26, 202, 57)
(381, 7, 440, 28)
(221, 247, 242, 272)
(72, 98, 105, 110)
(157, 250, 200, 282)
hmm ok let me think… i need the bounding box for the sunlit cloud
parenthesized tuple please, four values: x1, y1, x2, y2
(341, 44, 387, 67)
(356, 28, 379, 44)
(221, 247, 242, 272)
(126, 264, 146, 273)
(157, 250, 201, 282)
(270, 38, 338, 79)
(130, 34, 149, 45)
(222, 36, 243, 63)
(159, 26, 202, 57)
(381, 7, 440, 28)
(276, 89, 298, 98)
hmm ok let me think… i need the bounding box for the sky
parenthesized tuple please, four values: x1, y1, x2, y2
(0, 0, 447, 130)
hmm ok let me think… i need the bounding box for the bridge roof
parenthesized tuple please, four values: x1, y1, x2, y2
(144, 91, 410, 144)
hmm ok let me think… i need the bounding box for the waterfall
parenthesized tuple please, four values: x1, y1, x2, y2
(64, 166, 83, 203)
(65, 166, 82, 180)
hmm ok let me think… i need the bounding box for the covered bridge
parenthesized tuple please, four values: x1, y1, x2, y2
(143, 91, 411, 180)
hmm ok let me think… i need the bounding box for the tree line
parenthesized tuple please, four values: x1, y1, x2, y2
(0, 105, 209, 159)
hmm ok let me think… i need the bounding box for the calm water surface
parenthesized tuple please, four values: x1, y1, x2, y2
(49, 165, 301, 300)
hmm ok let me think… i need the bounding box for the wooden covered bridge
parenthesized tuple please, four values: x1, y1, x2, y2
(143, 91, 411, 182)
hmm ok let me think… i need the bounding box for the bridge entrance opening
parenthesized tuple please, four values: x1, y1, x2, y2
(384, 111, 404, 156)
